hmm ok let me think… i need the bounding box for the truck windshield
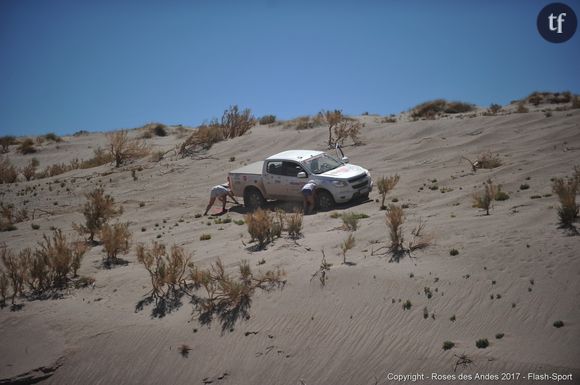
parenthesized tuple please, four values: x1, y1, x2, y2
(303, 154, 342, 175)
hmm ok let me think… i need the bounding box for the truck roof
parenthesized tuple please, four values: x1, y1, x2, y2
(266, 150, 324, 162)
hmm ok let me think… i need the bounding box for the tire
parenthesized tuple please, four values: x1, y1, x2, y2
(244, 187, 265, 210)
(316, 189, 335, 211)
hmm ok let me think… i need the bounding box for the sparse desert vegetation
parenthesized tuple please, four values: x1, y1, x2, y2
(179, 105, 256, 156)
(377, 174, 399, 210)
(410, 99, 474, 120)
(0, 92, 579, 384)
(472, 179, 497, 215)
(74, 188, 121, 243)
(552, 169, 578, 229)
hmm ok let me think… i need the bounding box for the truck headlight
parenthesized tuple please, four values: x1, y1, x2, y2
(332, 180, 348, 187)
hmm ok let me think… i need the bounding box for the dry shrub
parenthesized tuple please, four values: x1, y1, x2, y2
(477, 151, 502, 169)
(136, 242, 191, 300)
(180, 106, 255, 157)
(341, 212, 360, 231)
(334, 120, 362, 146)
(106, 130, 149, 167)
(516, 103, 529, 113)
(190, 258, 285, 326)
(488, 103, 502, 115)
(1, 245, 28, 305)
(74, 188, 121, 242)
(0, 270, 8, 306)
(137, 242, 285, 328)
(572, 95, 580, 109)
(17, 138, 37, 154)
(80, 147, 114, 169)
(322, 109, 344, 146)
(444, 101, 475, 114)
(411, 99, 474, 120)
(100, 223, 131, 266)
(340, 233, 355, 264)
(0, 203, 17, 232)
(0, 136, 16, 153)
(32, 229, 88, 290)
(0, 156, 18, 184)
(245, 208, 275, 249)
(386, 204, 404, 253)
(22, 159, 39, 181)
(286, 211, 303, 239)
(552, 174, 578, 227)
(408, 218, 432, 251)
(1, 231, 88, 303)
(44, 133, 62, 142)
(143, 122, 168, 137)
(377, 174, 400, 209)
(259, 115, 276, 125)
(472, 179, 497, 215)
(220, 105, 256, 139)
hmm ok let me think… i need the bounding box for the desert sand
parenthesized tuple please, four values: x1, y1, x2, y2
(1, 99, 579, 385)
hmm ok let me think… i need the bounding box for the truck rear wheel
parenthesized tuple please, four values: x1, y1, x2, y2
(316, 189, 335, 211)
(244, 187, 265, 210)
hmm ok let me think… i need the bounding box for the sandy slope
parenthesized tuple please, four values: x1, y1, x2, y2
(1, 105, 580, 385)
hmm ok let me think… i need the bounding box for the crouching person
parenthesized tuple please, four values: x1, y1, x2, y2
(204, 183, 239, 216)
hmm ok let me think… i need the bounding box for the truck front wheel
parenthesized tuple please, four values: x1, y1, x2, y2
(244, 188, 265, 210)
(316, 190, 335, 211)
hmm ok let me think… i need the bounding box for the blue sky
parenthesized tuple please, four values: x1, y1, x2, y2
(1, 0, 579, 136)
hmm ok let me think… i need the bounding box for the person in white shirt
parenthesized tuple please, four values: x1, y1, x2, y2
(301, 180, 317, 214)
(204, 183, 239, 215)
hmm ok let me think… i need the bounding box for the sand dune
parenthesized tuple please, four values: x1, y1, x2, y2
(1, 102, 580, 385)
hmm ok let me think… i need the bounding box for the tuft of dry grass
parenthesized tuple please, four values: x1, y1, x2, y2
(286, 211, 303, 239)
(472, 179, 497, 215)
(410, 99, 474, 120)
(552, 172, 578, 228)
(100, 223, 131, 266)
(477, 151, 502, 169)
(386, 204, 404, 253)
(377, 174, 400, 209)
(245, 208, 275, 249)
(340, 233, 355, 264)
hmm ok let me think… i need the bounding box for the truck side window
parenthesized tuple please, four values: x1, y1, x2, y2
(267, 161, 283, 175)
(283, 162, 305, 177)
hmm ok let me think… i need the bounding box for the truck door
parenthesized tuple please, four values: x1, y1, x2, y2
(282, 161, 309, 199)
(264, 161, 286, 199)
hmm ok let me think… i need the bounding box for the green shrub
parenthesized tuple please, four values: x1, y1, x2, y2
(200, 234, 211, 241)
(494, 186, 510, 201)
(442, 341, 455, 350)
(475, 338, 489, 349)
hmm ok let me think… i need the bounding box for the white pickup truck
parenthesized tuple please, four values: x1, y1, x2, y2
(228, 148, 373, 210)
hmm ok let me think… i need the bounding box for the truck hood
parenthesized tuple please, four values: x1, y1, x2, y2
(319, 164, 367, 179)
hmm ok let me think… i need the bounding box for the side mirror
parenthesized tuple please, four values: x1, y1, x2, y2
(341, 156, 350, 164)
(297, 171, 307, 178)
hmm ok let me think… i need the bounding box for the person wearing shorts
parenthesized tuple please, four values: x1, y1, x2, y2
(302, 180, 317, 215)
(204, 183, 239, 215)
